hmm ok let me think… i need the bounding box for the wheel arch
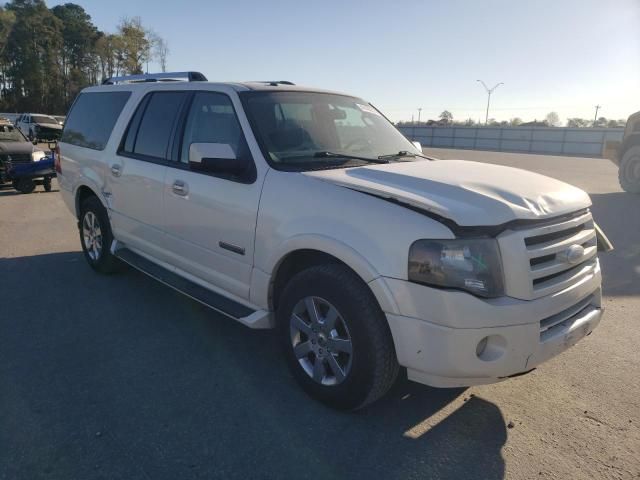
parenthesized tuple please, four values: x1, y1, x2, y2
(74, 184, 105, 219)
(264, 236, 398, 315)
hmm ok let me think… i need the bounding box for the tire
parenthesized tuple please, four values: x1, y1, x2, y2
(79, 195, 123, 274)
(43, 177, 52, 192)
(277, 264, 399, 410)
(619, 146, 640, 193)
(13, 179, 35, 194)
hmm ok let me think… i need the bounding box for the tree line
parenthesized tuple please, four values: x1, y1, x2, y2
(397, 110, 627, 128)
(0, 0, 168, 114)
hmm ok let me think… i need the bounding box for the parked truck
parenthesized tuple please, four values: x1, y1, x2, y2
(603, 110, 640, 193)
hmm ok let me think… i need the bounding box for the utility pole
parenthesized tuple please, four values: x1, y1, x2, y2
(593, 105, 601, 127)
(411, 114, 415, 139)
(477, 80, 504, 125)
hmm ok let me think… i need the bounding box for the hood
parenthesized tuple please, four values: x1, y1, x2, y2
(34, 122, 62, 130)
(0, 141, 36, 155)
(303, 159, 591, 226)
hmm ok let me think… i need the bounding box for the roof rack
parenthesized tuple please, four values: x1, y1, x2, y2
(102, 71, 208, 85)
(251, 80, 295, 86)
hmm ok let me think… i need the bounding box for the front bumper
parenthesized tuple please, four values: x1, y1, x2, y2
(377, 261, 603, 387)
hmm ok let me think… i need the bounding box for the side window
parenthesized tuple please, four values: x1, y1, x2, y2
(180, 92, 242, 164)
(122, 91, 186, 160)
(62, 91, 131, 150)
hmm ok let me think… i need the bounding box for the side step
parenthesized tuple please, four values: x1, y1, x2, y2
(115, 247, 271, 326)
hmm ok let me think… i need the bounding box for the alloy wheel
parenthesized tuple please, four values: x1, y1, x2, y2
(82, 211, 103, 261)
(289, 296, 353, 386)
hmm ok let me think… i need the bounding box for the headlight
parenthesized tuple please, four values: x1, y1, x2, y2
(32, 150, 45, 162)
(408, 238, 504, 298)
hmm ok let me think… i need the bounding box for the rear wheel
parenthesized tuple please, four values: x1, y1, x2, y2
(619, 145, 640, 193)
(79, 196, 123, 274)
(277, 264, 399, 410)
(43, 177, 52, 192)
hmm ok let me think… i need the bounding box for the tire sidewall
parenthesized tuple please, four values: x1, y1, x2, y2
(277, 266, 388, 410)
(620, 146, 640, 193)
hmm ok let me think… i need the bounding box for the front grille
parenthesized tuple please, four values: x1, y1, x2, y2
(1, 153, 31, 164)
(524, 211, 598, 298)
(498, 209, 600, 300)
(539, 294, 595, 341)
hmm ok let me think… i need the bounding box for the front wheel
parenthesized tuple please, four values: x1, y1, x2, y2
(277, 264, 399, 410)
(79, 196, 123, 274)
(12, 179, 35, 194)
(43, 177, 52, 192)
(619, 145, 640, 193)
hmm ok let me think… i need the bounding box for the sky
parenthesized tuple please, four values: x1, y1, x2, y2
(48, 0, 640, 124)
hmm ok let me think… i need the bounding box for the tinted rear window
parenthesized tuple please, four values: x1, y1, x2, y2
(62, 91, 131, 150)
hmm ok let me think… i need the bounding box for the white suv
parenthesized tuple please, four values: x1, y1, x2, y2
(57, 71, 609, 410)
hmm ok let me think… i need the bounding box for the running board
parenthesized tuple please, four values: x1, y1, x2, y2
(115, 247, 273, 328)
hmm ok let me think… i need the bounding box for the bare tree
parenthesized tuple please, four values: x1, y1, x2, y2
(154, 36, 169, 72)
(545, 111, 561, 127)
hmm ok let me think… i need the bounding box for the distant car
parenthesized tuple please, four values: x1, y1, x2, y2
(54, 115, 66, 126)
(0, 113, 19, 124)
(0, 121, 47, 187)
(15, 113, 62, 144)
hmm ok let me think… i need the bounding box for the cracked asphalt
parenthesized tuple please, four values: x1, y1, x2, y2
(0, 149, 638, 479)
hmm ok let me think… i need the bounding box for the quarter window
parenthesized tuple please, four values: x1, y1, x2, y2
(61, 92, 131, 150)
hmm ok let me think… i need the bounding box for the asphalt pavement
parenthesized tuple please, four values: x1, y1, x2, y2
(0, 149, 638, 480)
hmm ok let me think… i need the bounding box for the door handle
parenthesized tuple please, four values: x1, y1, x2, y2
(172, 180, 188, 196)
(110, 164, 122, 177)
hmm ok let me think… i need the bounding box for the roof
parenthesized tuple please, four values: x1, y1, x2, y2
(84, 80, 350, 97)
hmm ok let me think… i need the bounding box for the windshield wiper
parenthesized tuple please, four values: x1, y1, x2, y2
(313, 151, 389, 164)
(377, 150, 435, 161)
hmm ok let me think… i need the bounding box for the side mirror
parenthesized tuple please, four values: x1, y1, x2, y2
(412, 141, 422, 153)
(189, 142, 246, 175)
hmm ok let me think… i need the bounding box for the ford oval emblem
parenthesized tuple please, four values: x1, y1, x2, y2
(564, 244, 585, 265)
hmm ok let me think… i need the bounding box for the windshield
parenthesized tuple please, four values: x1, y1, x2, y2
(32, 115, 56, 124)
(241, 91, 418, 169)
(0, 125, 26, 142)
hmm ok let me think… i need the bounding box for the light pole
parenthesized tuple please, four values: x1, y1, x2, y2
(477, 80, 504, 125)
(593, 105, 601, 127)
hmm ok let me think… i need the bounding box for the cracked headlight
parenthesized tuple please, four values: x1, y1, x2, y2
(408, 239, 505, 298)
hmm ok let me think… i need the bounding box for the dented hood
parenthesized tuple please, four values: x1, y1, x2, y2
(303, 159, 591, 226)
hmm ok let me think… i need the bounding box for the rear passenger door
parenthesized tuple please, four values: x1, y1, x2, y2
(162, 91, 261, 300)
(108, 90, 188, 259)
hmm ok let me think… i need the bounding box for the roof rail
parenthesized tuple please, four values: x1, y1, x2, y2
(102, 71, 208, 85)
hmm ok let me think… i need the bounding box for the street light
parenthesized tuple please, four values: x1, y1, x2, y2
(477, 80, 504, 125)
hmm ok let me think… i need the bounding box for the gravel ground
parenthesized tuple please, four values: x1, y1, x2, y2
(0, 149, 638, 480)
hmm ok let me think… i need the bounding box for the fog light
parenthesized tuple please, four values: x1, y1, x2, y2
(476, 337, 488, 357)
(476, 335, 507, 362)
